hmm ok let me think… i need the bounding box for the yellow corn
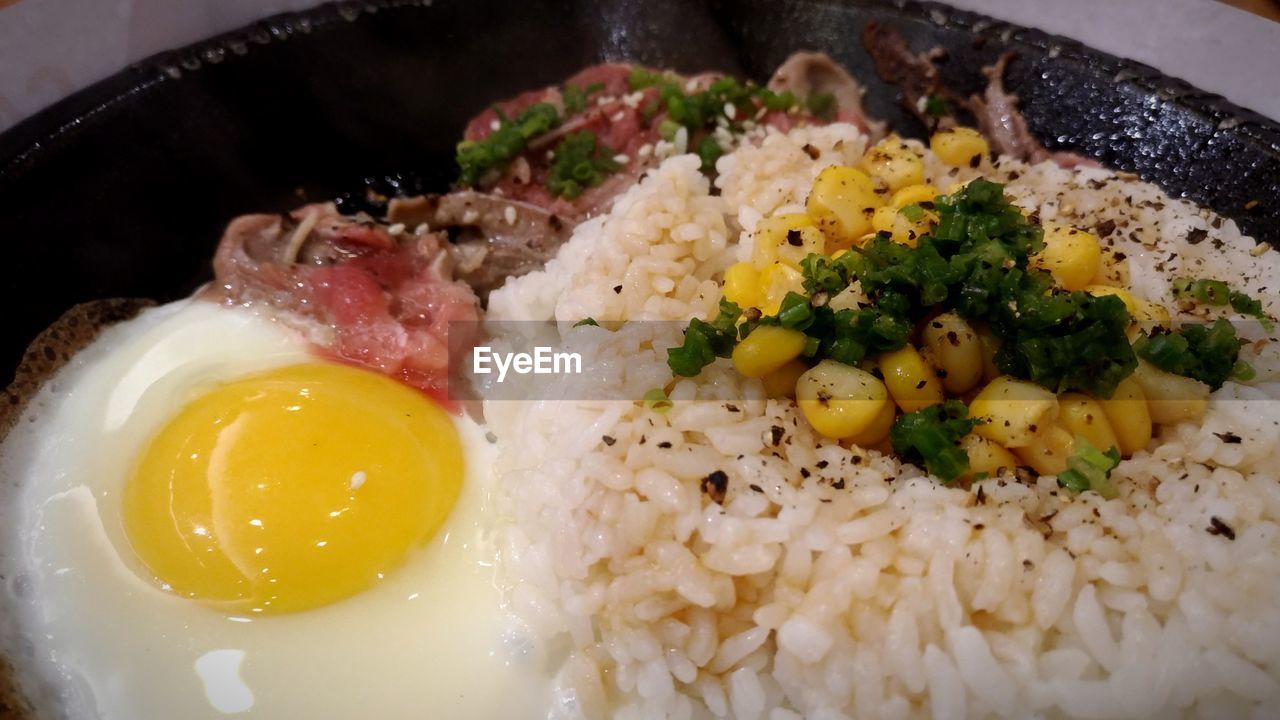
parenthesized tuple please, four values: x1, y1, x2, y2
(846, 396, 898, 447)
(958, 433, 1020, 480)
(878, 345, 945, 413)
(920, 312, 983, 394)
(796, 360, 890, 439)
(1094, 252, 1129, 287)
(970, 376, 1059, 448)
(1013, 424, 1074, 476)
(761, 359, 809, 399)
(891, 183, 939, 209)
(1132, 360, 1209, 425)
(930, 127, 989, 167)
(1033, 222, 1102, 291)
(732, 326, 809, 378)
(859, 136, 926, 192)
(752, 213, 825, 269)
(722, 262, 761, 308)
(806, 166, 885, 247)
(870, 205, 933, 248)
(757, 261, 806, 315)
(1099, 376, 1153, 457)
(1057, 393, 1120, 453)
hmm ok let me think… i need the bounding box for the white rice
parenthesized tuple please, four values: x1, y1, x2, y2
(487, 123, 1280, 719)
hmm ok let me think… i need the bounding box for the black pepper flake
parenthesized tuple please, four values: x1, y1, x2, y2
(852, 456, 863, 465)
(657, 441, 673, 449)
(612, 285, 623, 294)
(914, 379, 927, 390)
(973, 523, 985, 531)
(785, 229, 804, 247)
(602, 435, 616, 446)
(802, 143, 821, 160)
(1096, 219, 1116, 237)
(725, 403, 740, 412)
(816, 460, 829, 469)
(770, 426, 786, 446)
(749, 483, 763, 493)
(831, 478, 845, 490)
(1186, 228, 1208, 245)
(799, 467, 811, 478)
(701, 470, 729, 504)
(968, 153, 982, 168)
(1214, 431, 1243, 444)
(1207, 516, 1236, 540)
(975, 485, 987, 505)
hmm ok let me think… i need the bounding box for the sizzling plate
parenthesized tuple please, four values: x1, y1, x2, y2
(1, 0, 1277, 384)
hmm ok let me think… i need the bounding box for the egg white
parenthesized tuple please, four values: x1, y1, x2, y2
(0, 300, 558, 719)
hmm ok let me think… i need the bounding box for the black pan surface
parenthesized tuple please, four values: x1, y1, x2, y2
(2, 0, 1278, 384)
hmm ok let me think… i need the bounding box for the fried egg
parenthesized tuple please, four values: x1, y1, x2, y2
(0, 300, 556, 718)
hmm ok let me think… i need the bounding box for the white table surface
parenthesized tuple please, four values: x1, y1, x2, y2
(1, 0, 1278, 134)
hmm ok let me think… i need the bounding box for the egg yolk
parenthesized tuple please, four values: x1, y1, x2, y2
(123, 363, 462, 614)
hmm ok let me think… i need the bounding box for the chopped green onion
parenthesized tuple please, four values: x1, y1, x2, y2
(546, 131, 623, 200)
(643, 388, 673, 412)
(889, 400, 981, 483)
(1056, 438, 1122, 499)
(456, 102, 560, 186)
(573, 318, 599, 327)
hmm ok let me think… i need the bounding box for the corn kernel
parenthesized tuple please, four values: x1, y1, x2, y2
(846, 397, 898, 447)
(958, 433, 1020, 480)
(1132, 360, 1209, 425)
(752, 213, 825, 269)
(757, 262, 806, 315)
(722, 262, 761, 308)
(1057, 393, 1120, 453)
(732, 326, 809, 378)
(870, 205, 933, 248)
(921, 312, 983, 394)
(761, 360, 808, 399)
(1033, 222, 1102, 291)
(860, 136, 926, 192)
(930, 127, 989, 167)
(1013, 424, 1074, 476)
(1099, 376, 1152, 457)
(796, 360, 890, 439)
(891, 184, 939, 209)
(970, 376, 1059, 448)
(806, 166, 885, 247)
(878, 345, 945, 413)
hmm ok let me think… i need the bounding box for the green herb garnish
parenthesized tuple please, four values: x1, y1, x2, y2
(562, 82, 605, 115)
(924, 95, 950, 118)
(573, 318, 599, 327)
(1056, 437, 1121, 498)
(697, 136, 723, 173)
(889, 400, 981, 483)
(667, 299, 743, 377)
(1133, 318, 1245, 390)
(1172, 277, 1274, 331)
(456, 102, 560, 186)
(546, 131, 623, 200)
(643, 388, 673, 412)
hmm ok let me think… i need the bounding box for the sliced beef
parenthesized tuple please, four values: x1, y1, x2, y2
(387, 191, 571, 295)
(211, 204, 480, 403)
(768, 51, 886, 139)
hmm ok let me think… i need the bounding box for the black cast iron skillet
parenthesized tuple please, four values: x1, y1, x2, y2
(1, 0, 1278, 386)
